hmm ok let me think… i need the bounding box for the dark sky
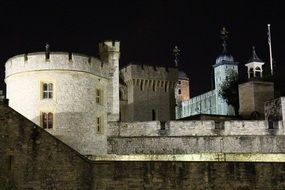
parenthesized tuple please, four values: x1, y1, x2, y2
(0, 0, 283, 96)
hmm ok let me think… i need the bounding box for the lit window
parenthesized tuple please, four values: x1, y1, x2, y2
(96, 89, 102, 104)
(43, 83, 53, 99)
(42, 112, 53, 129)
(96, 116, 103, 133)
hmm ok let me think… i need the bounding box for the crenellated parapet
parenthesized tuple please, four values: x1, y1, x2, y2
(120, 64, 178, 86)
(5, 52, 111, 79)
(99, 41, 120, 62)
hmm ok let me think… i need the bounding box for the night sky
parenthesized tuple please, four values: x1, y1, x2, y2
(0, 0, 283, 96)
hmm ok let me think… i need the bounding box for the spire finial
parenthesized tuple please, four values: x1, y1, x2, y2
(173, 45, 181, 67)
(248, 46, 263, 63)
(220, 27, 229, 53)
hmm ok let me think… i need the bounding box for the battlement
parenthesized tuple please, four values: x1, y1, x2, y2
(108, 120, 285, 137)
(5, 52, 111, 79)
(99, 41, 120, 54)
(120, 64, 178, 83)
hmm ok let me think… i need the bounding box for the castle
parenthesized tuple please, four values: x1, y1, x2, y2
(2, 33, 285, 189)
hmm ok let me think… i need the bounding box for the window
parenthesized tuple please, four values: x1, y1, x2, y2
(153, 83, 156, 91)
(165, 84, 168, 92)
(96, 89, 102, 104)
(152, 109, 157, 120)
(43, 83, 53, 99)
(96, 116, 103, 133)
(42, 112, 53, 129)
(178, 89, 181, 94)
(178, 80, 181, 85)
(140, 82, 144, 91)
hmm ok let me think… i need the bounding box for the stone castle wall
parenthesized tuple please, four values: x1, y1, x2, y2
(92, 161, 285, 190)
(108, 120, 285, 154)
(0, 102, 92, 189)
(2, 102, 285, 190)
(5, 52, 112, 155)
(5, 52, 111, 79)
(179, 90, 216, 119)
(120, 64, 178, 121)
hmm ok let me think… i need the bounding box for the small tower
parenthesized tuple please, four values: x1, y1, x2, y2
(213, 27, 239, 115)
(99, 40, 120, 121)
(245, 46, 264, 79)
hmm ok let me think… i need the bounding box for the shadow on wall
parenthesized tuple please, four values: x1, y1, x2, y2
(31, 111, 105, 154)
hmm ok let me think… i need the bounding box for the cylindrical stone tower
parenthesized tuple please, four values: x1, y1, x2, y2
(5, 45, 120, 155)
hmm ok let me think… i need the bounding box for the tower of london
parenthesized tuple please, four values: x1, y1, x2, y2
(1, 35, 285, 189)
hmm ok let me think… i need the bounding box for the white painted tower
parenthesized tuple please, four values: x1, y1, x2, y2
(213, 27, 238, 115)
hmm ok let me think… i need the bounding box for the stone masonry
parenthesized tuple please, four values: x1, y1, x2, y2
(2, 102, 285, 190)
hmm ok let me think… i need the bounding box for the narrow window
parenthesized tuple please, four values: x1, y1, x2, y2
(96, 89, 102, 104)
(140, 82, 144, 91)
(178, 80, 181, 85)
(165, 84, 168, 92)
(178, 89, 181, 94)
(43, 83, 53, 99)
(153, 83, 156, 91)
(152, 109, 156, 120)
(96, 116, 103, 133)
(42, 112, 53, 129)
(8, 155, 14, 171)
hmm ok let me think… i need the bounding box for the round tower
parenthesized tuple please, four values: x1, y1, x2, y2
(5, 51, 111, 155)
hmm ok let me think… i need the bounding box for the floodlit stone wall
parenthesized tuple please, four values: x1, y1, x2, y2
(5, 52, 111, 155)
(120, 64, 178, 121)
(108, 120, 285, 154)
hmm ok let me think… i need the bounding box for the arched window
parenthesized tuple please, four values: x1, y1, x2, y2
(249, 68, 254, 78)
(255, 67, 261, 77)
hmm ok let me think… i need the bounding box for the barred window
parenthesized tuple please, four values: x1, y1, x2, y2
(43, 83, 53, 99)
(42, 112, 53, 129)
(96, 116, 103, 133)
(96, 89, 102, 104)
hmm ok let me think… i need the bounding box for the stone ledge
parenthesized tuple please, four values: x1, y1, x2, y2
(87, 153, 285, 162)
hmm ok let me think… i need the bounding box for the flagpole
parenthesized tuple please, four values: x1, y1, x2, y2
(268, 24, 273, 76)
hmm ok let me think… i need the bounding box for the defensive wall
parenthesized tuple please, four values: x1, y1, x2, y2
(2, 102, 285, 189)
(120, 64, 178, 121)
(5, 52, 111, 79)
(265, 97, 285, 121)
(107, 120, 285, 154)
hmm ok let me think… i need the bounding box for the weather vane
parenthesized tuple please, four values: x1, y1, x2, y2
(173, 45, 181, 67)
(220, 27, 229, 53)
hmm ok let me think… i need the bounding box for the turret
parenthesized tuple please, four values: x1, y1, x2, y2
(213, 27, 238, 115)
(99, 41, 120, 121)
(245, 46, 264, 79)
